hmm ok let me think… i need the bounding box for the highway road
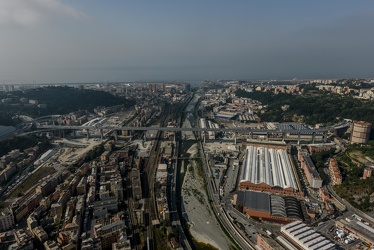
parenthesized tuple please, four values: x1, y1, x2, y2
(327, 184, 374, 225)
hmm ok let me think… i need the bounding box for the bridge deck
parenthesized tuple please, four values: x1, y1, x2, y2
(36, 125, 335, 134)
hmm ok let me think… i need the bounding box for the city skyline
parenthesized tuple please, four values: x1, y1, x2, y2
(1, 0, 374, 83)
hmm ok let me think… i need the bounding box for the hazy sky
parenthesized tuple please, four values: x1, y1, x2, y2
(1, 0, 374, 83)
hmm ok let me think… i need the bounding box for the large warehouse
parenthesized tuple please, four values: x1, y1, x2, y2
(240, 145, 302, 196)
(281, 221, 336, 250)
(235, 190, 304, 224)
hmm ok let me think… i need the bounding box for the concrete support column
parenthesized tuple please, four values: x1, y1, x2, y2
(324, 131, 328, 143)
(114, 130, 118, 141)
(297, 132, 301, 145)
(312, 132, 315, 144)
(100, 129, 103, 140)
(86, 129, 90, 139)
(282, 132, 285, 141)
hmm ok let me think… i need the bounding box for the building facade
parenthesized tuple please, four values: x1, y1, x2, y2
(328, 158, 342, 185)
(298, 149, 323, 189)
(0, 208, 14, 232)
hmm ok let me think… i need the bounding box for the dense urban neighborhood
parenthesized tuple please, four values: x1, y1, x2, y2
(1, 79, 374, 250)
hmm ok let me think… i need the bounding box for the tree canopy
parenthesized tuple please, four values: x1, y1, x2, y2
(0, 86, 135, 125)
(235, 89, 374, 126)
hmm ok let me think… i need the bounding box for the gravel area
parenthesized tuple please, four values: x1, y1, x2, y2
(182, 144, 230, 250)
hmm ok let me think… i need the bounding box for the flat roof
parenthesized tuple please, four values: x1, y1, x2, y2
(158, 164, 167, 170)
(156, 172, 167, 179)
(303, 153, 321, 180)
(356, 221, 374, 234)
(242, 191, 270, 213)
(354, 121, 371, 126)
(337, 219, 374, 243)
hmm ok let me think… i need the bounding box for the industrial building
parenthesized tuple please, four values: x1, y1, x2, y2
(350, 121, 371, 144)
(280, 221, 336, 250)
(336, 218, 374, 247)
(240, 145, 301, 196)
(199, 118, 219, 140)
(236, 191, 304, 224)
(213, 111, 237, 120)
(145, 125, 159, 140)
(34, 149, 57, 166)
(257, 233, 285, 250)
(298, 149, 323, 189)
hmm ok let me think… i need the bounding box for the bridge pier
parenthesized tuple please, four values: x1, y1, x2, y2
(56, 130, 64, 138)
(282, 132, 285, 142)
(249, 132, 253, 140)
(73, 130, 76, 138)
(312, 132, 315, 144)
(100, 129, 103, 140)
(297, 132, 301, 145)
(86, 129, 90, 139)
(114, 130, 118, 141)
(323, 131, 328, 143)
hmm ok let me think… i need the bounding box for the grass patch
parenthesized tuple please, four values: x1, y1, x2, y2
(153, 227, 173, 250)
(8, 167, 56, 198)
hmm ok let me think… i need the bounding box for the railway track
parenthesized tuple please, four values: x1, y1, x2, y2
(142, 96, 192, 249)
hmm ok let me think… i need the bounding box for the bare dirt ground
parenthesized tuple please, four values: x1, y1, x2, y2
(54, 138, 101, 163)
